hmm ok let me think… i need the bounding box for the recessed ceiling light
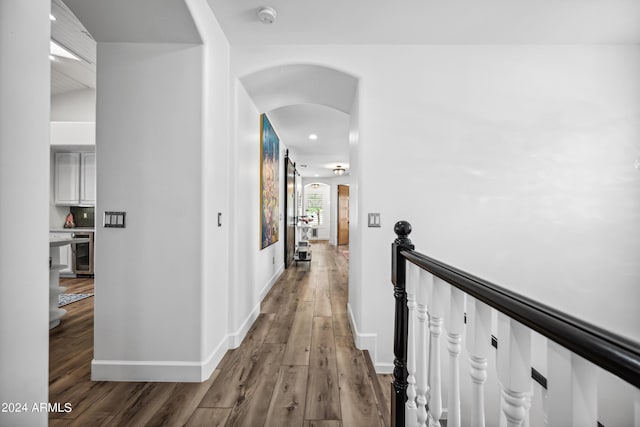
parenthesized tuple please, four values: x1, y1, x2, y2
(314, 174, 319, 177)
(49, 14, 56, 21)
(50, 40, 80, 61)
(308, 134, 318, 140)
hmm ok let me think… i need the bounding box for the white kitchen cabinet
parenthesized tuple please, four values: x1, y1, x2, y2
(80, 152, 96, 205)
(54, 152, 80, 205)
(54, 151, 96, 206)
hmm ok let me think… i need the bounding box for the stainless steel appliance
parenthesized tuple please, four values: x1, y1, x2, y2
(72, 231, 94, 276)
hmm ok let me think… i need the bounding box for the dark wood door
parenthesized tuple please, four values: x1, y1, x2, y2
(337, 185, 349, 245)
(284, 155, 296, 267)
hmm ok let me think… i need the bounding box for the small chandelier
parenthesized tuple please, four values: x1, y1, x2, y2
(333, 166, 346, 176)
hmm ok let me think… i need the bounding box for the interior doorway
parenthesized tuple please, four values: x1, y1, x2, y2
(337, 184, 349, 245)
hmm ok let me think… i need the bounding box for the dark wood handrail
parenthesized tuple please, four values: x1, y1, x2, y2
(393, 220, 640, 392)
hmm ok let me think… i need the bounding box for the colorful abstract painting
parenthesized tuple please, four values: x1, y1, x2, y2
(260, 114, 280, 249)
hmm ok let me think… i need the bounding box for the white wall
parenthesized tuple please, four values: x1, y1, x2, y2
(51, 88, 96, 121)
(185, 0, 232, 380)
(230, 45, 640, 373)
(228, 81, 286, 346)
(0, 1, 50, 425)
(93, 42, 206, 381)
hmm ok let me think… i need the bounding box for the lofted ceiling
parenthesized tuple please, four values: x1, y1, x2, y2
(50, 0, 96, 95)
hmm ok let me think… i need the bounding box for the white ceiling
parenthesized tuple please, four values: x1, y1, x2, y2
(57, 0, 640, 178)
(240, 64, 357, 178)
(207, 0, 640, 45)
(267, 104, 350, 179)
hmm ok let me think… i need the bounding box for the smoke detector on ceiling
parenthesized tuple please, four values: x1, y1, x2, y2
(257, 6, 277, 24)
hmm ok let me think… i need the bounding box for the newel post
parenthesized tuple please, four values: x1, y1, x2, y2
(392, 220, 415, 427)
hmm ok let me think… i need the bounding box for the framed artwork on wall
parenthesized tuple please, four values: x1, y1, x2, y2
(260, 113, 280, 249)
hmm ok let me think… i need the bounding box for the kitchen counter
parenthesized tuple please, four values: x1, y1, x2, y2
(50, 237, 89, 247)
(50, 227, 95, 233)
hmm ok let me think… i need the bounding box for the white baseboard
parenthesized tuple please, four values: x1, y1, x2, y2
(258, 264, 284, 302)
(91, 267, 286, 382)
(375, 362, 394, 374)
(91, 359, 202, 383)
(347, 302, 377, 352)
(227, 302, 260, 348)
(200, 335, 229, 380)
(229, 265, 283, 349)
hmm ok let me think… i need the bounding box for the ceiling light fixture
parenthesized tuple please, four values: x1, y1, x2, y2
(256, 6, 277, 24)
(50, 40, 80, 61)
(333, 166, 346, 176)
(309, 134, 318, 140)
(49, 14, 56, 21)
(311, 183, 320, 189)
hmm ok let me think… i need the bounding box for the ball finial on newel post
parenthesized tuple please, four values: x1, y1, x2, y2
(394, 220, 412, 245)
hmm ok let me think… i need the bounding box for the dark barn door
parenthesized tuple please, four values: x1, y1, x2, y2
(284, 152, 296, 268)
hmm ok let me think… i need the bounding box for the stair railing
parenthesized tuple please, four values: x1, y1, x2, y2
(391, 220, 640, 427)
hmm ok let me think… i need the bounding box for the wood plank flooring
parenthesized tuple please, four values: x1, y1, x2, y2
(50, 243, 390, 426)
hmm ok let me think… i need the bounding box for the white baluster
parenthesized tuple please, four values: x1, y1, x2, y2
(446, 286, 465, 427)
(547, 341, 598, 427)
(428, 276, 448, 427)
(466, 297, 491, 427)
(496, 314, 532, 427)
(406, 263, 419, 426)
(416, 270, 432, 427)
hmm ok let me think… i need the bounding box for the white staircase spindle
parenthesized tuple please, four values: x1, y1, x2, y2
(466, 297, 492, 427)
(416, 269, 432, 427)
(547, 341, 598, 426)
(428, 277, 448, 427)
(496, 314, 532, 427)
(406, 263, 419, 426)
(445, 286, 465, 427)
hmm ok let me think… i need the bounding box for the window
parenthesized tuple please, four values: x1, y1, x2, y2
(306, 192, 324, 226)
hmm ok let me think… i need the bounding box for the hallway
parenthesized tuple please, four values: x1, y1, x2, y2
(49, 242, 391, 426)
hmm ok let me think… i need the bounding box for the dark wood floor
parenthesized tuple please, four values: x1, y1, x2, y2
(50, 242, 391, 426)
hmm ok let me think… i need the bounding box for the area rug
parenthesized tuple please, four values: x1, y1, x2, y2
(58, 293, 93, 307)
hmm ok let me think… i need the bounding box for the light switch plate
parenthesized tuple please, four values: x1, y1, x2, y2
(368, 213, 381, 227)
(104, 211, 126, 228)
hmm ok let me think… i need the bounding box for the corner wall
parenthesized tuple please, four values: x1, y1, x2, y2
(228, 81, 286, 346)
(0, 1, 50, 425)
(93, 42, 206, 381)
(186, 0, 232, 380)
